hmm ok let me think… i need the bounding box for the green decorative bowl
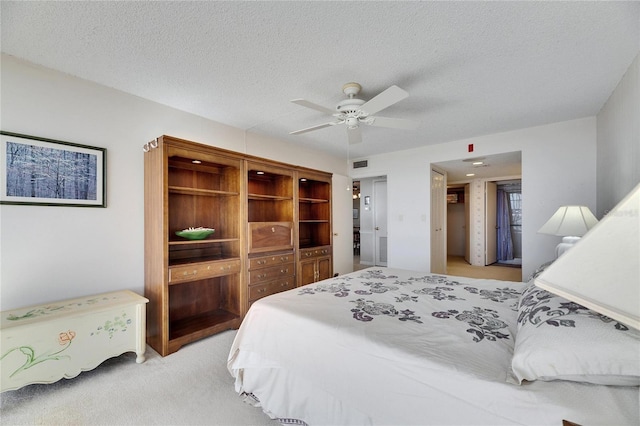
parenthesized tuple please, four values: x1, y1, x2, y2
(175, 227, 215, 240)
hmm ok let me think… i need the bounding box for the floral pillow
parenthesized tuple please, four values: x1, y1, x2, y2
(510, 280, 640, 386)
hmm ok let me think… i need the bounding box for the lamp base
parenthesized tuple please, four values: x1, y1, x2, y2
(556, 236, 581, 258)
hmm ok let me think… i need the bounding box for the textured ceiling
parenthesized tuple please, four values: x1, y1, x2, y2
(1, 1, 639, 161)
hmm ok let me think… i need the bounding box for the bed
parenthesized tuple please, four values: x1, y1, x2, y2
(228, 267, 640, 425)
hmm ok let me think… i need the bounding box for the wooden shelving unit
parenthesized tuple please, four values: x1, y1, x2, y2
(297, 170, 332, 286)
(246, 161, 295, 305)
(144, 136, 243, 356)
(144, 135, 333, 355)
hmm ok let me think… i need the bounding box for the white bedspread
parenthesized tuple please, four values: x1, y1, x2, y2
(228, 267, 639, 425)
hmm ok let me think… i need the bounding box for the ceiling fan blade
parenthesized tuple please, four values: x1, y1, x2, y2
(347, 126, 362, 145)
(367, 116, 420, 130)
(290, 121, 338, 135)
(291, 99, 335, 115)
(359, 85, 409, 116)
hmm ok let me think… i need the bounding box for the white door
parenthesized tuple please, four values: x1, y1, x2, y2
(485, 181, 498, 265)
(373, 180, 388, 266)
(332, 174, 354, 274)
(430, 169, 446, 274)
(464, 183, 470, 264)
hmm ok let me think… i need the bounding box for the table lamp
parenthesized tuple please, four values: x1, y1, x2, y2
(538, 205, 599, 257)
(534, 182, 640, 330)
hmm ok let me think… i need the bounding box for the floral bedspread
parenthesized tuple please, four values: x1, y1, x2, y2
(229, 267, 639, 426)
(299, 268, 521, 344)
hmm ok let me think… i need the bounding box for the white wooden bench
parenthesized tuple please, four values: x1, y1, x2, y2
(1, 290, 148, 392)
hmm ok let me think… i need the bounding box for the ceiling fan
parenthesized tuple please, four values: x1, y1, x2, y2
(290, 82, 419, 144)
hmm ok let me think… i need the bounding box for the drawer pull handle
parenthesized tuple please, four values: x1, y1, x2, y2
(257, 260, 266, 265)
(271, 227, 275, 233)
(258, 274, 266, 279)
(257, 288, 265, 293)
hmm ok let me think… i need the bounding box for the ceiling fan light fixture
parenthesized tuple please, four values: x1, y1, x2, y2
(346, 117, 359, 129)
(290, 82, 417, 144)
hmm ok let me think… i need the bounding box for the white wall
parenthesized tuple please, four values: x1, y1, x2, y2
(0, 55, 348, 310)
(5, 51, 633, 308)
(597, 53, 640, 216)
(351, 117, 598, 280)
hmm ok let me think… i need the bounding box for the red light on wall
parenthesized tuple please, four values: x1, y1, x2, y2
(468, 144, 474, 152)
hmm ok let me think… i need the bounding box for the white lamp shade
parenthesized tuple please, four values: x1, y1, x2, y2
(538, 205, 599, 237)
(534, 183, 640, 330)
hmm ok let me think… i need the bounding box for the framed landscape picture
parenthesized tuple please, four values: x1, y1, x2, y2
(0, 131, 106, 207)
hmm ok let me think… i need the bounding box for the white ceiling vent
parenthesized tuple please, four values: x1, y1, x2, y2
(353, 160, 368, 169)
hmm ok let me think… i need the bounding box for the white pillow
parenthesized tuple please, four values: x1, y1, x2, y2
(510, 280, 640, 386)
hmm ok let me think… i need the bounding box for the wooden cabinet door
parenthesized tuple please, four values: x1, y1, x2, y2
(317, 256, 332, 281)
(299, 259, 317, 286)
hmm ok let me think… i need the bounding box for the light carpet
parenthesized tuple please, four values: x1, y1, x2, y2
(0, 330, 276, 425)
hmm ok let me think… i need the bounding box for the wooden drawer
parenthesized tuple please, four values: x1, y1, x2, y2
(249, 278, 295, 302)
(249, 252, 294, 269)
(169, 258, 240, 284)
(249, 263, 294, 284)
(248, 222, 293, 253)
(299, 246, 332, 260)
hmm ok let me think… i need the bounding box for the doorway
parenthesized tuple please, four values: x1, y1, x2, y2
(445, 179, 522, 281)
(432, 152, 522, 281)
(353, 176, 387, 270)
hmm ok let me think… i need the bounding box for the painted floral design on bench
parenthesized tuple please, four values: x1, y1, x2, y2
(0, 330, 76, 378)
(91, 313, 132, 338)
(5, 295, 118, 321)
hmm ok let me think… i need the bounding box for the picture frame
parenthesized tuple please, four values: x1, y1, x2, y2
(0, 131, 106, 207)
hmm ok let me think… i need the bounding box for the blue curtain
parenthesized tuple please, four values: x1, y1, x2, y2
(497, 189, 514, 261)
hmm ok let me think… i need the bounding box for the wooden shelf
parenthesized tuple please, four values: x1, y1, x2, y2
(169, 309, 240, 340)
(299, 197, 329, 203)
(248, 193, 292, 201)
(169, 238, 239, 246)
(169, 186, 239, 197)
(168, 255, 240, 267)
